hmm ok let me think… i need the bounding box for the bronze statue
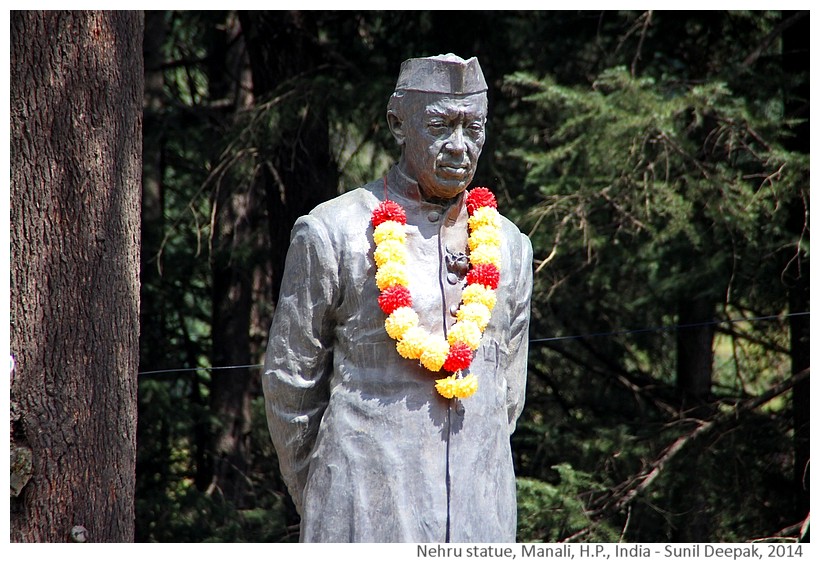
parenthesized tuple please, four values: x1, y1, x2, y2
(262, 54, 533, 542)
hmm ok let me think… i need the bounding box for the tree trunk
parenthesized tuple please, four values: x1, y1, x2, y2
(208, 187, 259, 502)
(139, 10, 167, 373)
(789, 278, 810, 520)
(200, 11, 338, 504)
(676, 298, 715, 406)
(669, 298, 715, 542)
(10, 11, 143, 542)
(239, 11, 338, 302)
(780, 10, 810, 523)
(203, 13, 260, 503)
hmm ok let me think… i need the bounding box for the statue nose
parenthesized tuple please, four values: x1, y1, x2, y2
(445, 125, 466, 154)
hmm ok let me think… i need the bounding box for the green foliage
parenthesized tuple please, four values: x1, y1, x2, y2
(500, 64, 805, 394)
(517, 467, 618, 543)
(626, 409, 796, 542)
(498, 10, 807, 544)
(506, 64, 805, 308)
(137, 391, 295, 542)
(137, 478, 285, 543)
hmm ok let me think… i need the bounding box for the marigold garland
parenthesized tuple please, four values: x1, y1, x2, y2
(442, 341, 473, 372)
(462, 284, 497, 310)
(373, 221, 406, 245)
(468, 206, 501, 230)
(375, 261, 409, 291)
(374, 239, 407, 267)
(384, 307, 419, 340)
(371, 200, 407, 227)
(466, 263, 500, 289)
(396, 326, 428, 359)
(435, 373, 479, 399)
(378, 285, 413, 314)
(456, 302, 492, 331)
(465, 187, 496, 215)
(469, 244, 502, 267)
(371, 187, 502, 399)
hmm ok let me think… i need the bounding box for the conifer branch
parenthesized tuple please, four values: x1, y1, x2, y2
(582, 367, 809, 524)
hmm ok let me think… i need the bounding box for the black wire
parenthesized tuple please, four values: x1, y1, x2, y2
(137, 311, 810, 376)
(529, 311, 809, 344)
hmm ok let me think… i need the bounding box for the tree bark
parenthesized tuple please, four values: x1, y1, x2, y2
(671, 297, 714, 541)
(208, 187, 258, 502)
(203, 13, 260, 503)
(780, 10, 810, 522)
(676, 298, 715, 406)
(10, 11, 143, 542)
(139, 10, 167, 374)
(238, 11, 338, 302)
(200, 11, 338, 505)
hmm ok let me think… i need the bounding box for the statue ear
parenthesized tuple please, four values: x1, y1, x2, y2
(387, 111, 406, 146)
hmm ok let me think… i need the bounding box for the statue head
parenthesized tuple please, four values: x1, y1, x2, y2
(387, 54, 488, 200)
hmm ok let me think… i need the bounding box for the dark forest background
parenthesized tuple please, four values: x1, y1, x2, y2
(20, 10, 805, 543)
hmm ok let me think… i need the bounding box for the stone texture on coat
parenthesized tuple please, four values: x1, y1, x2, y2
(263, 165, 533, 542)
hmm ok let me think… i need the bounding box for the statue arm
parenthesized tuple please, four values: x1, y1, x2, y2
(505, 232, 533, 434)
(262, 214, 338, 516)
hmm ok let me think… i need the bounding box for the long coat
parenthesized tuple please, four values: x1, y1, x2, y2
(262, 166, 533, 542)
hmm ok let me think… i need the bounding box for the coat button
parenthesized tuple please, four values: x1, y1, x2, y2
(427, 211, 440, 222)
(449, 304, 460, 317)
(446, 272, 459, 285)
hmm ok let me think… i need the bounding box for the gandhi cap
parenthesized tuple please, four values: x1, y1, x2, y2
(394, 53, 487, 95)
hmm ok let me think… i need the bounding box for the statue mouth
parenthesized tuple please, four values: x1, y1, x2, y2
(438, 163, 470, 177)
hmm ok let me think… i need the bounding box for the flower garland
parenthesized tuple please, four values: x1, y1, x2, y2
(371, 187, 502, 399)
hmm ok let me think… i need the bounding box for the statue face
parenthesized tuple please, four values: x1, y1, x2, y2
(394, 92, 487, 200)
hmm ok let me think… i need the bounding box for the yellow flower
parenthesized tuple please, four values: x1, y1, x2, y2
(419, 335, 449, 372)
(376, 261, 408, 291)
(373, 220, 406, 244)
(470, 243, 502, 267)
(468, 207, 501, 230)
(456, 302, 492, 331)
(396, 326, 428, 360)
(374, 239, 407, 267)
(435, 375, 459, 399)
(447, 320, 483, 350)
(384, 307, 418, 340)
(468, 225, 502, 251)
(435, 373, 479, 399)
(462, 284, 497, 311)
(453, 373, 478, 398)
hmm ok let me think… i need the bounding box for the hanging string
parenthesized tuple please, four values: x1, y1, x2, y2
(138, 363, 263, 377)
(529, 311, 809, 344)
(137, 311, 809, 376)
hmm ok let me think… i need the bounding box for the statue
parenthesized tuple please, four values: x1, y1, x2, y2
(262, 54, 533, 543)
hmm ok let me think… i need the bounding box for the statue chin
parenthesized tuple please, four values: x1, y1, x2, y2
(421, 186, 466, 201)
(419, 176, 472, 201)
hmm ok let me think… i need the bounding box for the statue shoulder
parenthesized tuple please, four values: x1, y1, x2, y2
(310, 185, 378, 223)
(307, 183, 380, 227)
(291, 183, 381, 250)
(499, 214, 532, 251)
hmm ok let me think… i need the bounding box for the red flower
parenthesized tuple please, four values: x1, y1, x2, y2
(372, 200, 407, 227)
(443, 341, 473, 372)
(465, 187, 497, 214)
(466, 263, 500, 289)
(377, 285, 413, 314)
